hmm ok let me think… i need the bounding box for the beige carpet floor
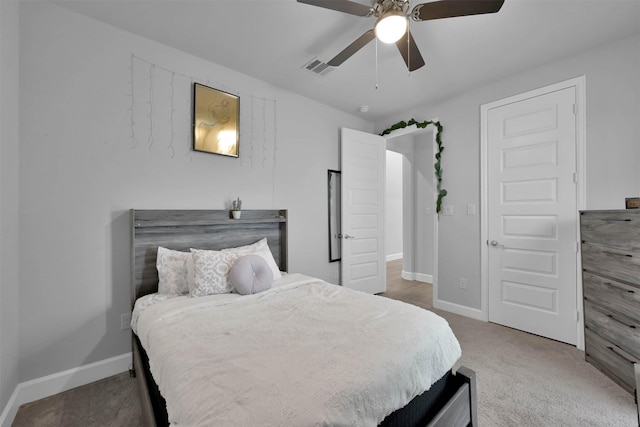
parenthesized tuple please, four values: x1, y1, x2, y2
(12, 371, 142, 426)
(13, 260, 638, 426)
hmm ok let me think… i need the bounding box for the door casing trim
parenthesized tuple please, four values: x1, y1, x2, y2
(480, 76, 586, 350)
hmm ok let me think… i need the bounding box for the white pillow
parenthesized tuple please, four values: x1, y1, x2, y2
(156, 247, 193, 295)
(189, 238, 282, 297)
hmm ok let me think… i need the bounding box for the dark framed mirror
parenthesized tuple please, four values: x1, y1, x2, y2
(328, 170, 341, 262)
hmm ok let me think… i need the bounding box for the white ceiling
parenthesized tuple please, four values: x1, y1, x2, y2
(54, 0, 640, 122)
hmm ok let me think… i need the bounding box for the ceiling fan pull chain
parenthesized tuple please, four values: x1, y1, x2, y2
(407, 19, 411, 77)
(375, 38, 379, 90)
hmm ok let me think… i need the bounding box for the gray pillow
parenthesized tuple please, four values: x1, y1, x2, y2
(230, 254, 274, 295)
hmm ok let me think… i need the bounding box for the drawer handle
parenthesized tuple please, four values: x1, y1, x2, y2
(602, 281, 637, 294)
(602, 250, 633, 258)
(605, 314, 637, 329)
(606, 346, 637, 365)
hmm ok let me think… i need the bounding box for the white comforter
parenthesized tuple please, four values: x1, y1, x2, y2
(135, 274, 461, 426)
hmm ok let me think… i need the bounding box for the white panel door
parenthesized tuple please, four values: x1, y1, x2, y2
(487, 87, 577, 344)
(341, 127, 386, 294)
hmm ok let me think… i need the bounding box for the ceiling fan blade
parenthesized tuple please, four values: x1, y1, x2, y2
(327, 29, 376, 66)
(297, 0, 372, 17)
(411, 0, 505, 22)
(396, 30, 426, 71)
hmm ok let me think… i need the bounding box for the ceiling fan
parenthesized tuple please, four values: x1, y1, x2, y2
(298, 0, 505, 71)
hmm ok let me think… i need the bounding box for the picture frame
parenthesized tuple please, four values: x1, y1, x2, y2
(328, 170, 341, 262)
(625, 197, 640, 209)
(192, 83, 240, 157)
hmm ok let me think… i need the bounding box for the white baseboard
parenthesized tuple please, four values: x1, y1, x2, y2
(0, 352, 131, 427)
(433, 298, 484, 321)
(386, 252, 403, 262)
(401, 270, 433, 284)
(415, 273, 432, 283)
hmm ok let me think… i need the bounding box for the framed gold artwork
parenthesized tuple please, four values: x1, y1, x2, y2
(192, 83, 239, 157)
(625, 197, 640, 209)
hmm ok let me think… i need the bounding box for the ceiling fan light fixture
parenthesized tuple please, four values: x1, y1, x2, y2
(374, 11, 407, 44)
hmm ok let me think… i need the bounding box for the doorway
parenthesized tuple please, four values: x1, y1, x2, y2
(339, 123, 439, 298)
(481, 77, 586, 348)
(385, 125, 438, 293)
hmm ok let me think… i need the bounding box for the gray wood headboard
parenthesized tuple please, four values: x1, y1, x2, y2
(130, 209, 288, 306)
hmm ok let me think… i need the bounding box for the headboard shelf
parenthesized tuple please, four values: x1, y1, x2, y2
(133, 209, 286, 228)
(131, 209, 288, 306)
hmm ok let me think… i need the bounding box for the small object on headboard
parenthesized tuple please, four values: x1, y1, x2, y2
(231, 197, 243, 219)
(625, 197, 640, 209)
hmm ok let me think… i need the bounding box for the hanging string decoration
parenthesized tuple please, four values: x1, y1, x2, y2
(248, 94, 277, 169)
(128, 54, 277, 169)
(128, 54, 137, 149)
(168, 72, 175, 158)
(147, 64, 155, 152)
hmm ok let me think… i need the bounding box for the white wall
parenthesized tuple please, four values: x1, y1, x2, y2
(0, 0, 21, 414)
(17, 2, 372, 382)
(385, 151, 403, 260)
(377, 33, 640, 310)
(413, 131, 434, 277)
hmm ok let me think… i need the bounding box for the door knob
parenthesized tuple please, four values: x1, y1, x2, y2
(490, 240, 504, 248)
(343, 234, 356, 240)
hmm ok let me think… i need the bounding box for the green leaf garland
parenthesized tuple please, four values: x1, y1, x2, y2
(380, 119, 447, 213)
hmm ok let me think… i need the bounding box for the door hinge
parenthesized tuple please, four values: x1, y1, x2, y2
(573, 172, 577, 184)
(572, 104, 576, 115)
(577, 310, 580, 322)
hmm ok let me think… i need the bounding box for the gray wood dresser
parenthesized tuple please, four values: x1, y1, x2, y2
(580, 209, 640, 402)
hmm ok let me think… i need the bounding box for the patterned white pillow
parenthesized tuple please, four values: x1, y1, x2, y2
(156, 247, 192, 295)
(190, 248, 241, 296)
(189, 238, 282, 297)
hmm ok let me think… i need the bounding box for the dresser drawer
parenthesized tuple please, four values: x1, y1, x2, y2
(585, 329, 638, 393)
(583, 271, 640, 322)
(580, 211, 640, 251)
(584, 300, 640, 359)
(581, 242, 640, 287)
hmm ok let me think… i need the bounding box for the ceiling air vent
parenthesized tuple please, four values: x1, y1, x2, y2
(302, 58, 334, 77)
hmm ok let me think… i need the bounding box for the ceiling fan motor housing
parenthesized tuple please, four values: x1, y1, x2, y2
(372, 0, 410, 17)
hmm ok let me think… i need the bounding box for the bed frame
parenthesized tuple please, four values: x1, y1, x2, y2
(130, 209, 478, 427)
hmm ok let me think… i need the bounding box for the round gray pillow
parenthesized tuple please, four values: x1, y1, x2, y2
(230, 254, 274, 295)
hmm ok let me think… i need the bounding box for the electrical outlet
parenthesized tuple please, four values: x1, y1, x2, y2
(442, 205, 454, 216)
(121, 313, 132, 330)
(425, 207, 432, 215)
(459, 278, 467, 290)
(467, 204, 476, 215)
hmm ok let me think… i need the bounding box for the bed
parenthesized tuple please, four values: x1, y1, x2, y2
(130, 209, 477, 426)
